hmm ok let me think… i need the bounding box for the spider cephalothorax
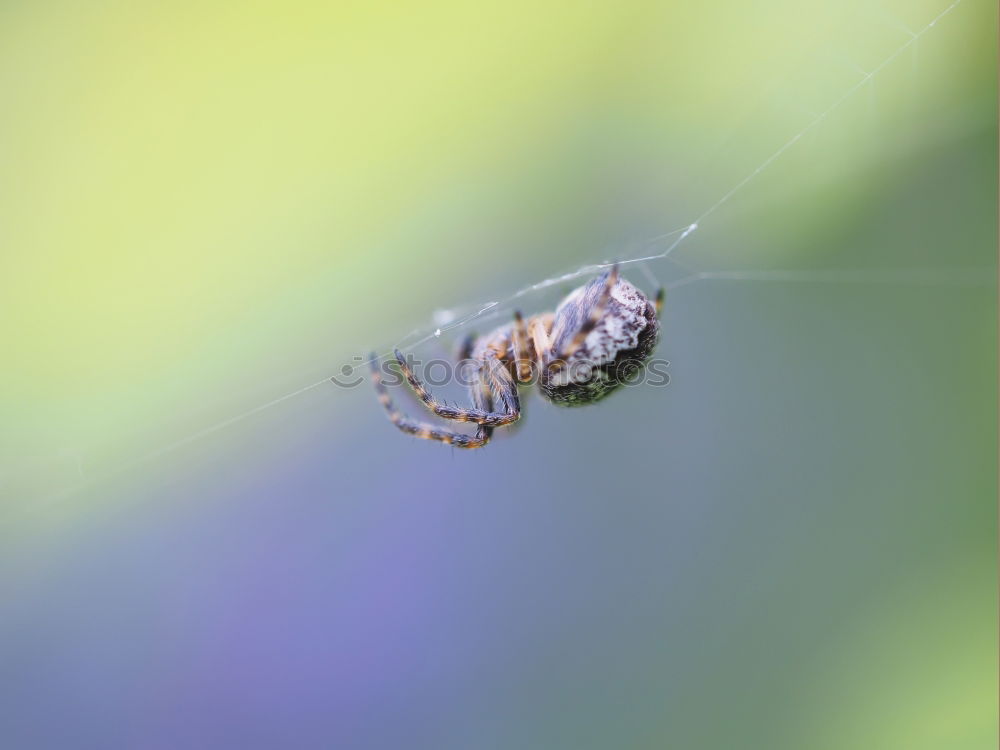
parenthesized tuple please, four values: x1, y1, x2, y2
(371, 265, 663, 448)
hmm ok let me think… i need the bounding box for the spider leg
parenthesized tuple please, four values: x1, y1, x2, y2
(370, 356, 492, 449)
(457, 332, 477, 361)
(393, 349, 519, 427)
(548, 263, 619, 374)
(655, 286, 664, 318)
(511, 311, 532, 383)
(480, 352, 520, 418)
(530, 316, 554, 371)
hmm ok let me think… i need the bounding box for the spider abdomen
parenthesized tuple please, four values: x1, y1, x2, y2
(540, 277, 659, 406)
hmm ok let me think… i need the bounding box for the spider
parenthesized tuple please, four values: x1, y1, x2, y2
(371, 264, 663, 449)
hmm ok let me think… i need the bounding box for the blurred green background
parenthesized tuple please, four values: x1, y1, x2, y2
(1, 0, 996, 748)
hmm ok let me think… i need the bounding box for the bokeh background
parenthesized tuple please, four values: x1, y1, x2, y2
(1, 0, 996, 747)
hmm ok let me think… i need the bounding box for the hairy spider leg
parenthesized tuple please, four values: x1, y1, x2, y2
(457, 332, 477, 361)
(511, 311, 532, 383)
(547, 263, 619, 375)
(530, 316, 554, 371)
(370, 355, 493, 448)
(392, 349, 520, 427)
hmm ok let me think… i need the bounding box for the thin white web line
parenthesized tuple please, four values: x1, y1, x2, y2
(21, 0, 975, 502)
(688, 0, 965, 232)
(22, 378, 334, 504)
(132, 379, 333, 462)
(665, 267, 995, 291)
